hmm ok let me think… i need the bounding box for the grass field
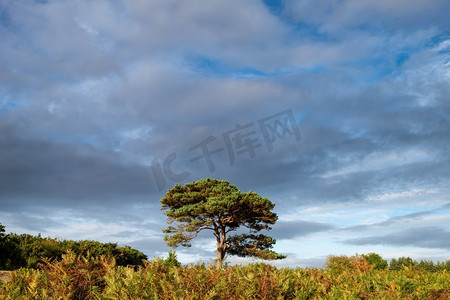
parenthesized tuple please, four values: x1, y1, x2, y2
(0, 253, 449, 299)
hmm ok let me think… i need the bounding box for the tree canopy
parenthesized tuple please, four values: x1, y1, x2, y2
(160, 178, 285, 268)
(362, 252, 388, 270)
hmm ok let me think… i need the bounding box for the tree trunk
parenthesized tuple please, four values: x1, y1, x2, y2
(216, 229, 227, 269)
(216, 247, 225, 269)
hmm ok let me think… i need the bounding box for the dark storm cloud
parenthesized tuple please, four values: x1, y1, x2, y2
(343, 227, 450, 250)
(0, 121, 159, 211)
(1, 211, 63, 233)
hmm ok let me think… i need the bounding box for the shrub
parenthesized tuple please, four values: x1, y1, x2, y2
(2, 258, 449, 299)
(324, 254, 371, 273)
(163, 250, 181, 268)
(362, 253, 388, 270)
(0, 231, 147, 270)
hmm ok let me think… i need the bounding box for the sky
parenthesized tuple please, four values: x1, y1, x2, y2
(0, 0, 449, 268)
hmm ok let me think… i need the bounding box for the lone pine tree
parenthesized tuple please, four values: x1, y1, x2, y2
(160, 178, 285, 269)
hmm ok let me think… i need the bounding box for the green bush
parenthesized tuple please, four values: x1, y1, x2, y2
(0, 224, 147, 270)
(362, 252, 388, 270)
(325, 255, 355, 271)
(163, 250, 181, 268)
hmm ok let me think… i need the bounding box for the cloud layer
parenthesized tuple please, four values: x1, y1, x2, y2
(1, 0, 449, 266)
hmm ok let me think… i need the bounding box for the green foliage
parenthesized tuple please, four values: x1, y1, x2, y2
(325, 254, 450, 273)
(386, 257, 450, 272)
(390, 256, 416, 271)
(418, 259, 438, 272)
(0, 223, 5, 236)
(0, 252, 114, 299)
(227, 234, 283, 260)
(0, 223, 27, 270)
(324, 254, 371, 273)
(1, 256, 449, 299)
(0, 226, 147, 270)
(325, 255, 354, 271)
(362, 252, 388, 270)
(161, 178, 285, 269)
(163, 250, 181, 268)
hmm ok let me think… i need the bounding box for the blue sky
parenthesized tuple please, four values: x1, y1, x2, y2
(0, 0, 449, 267)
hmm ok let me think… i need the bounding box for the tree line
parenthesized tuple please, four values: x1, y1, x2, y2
(0, 222, 147, 270)
(327, 253, 450, 273)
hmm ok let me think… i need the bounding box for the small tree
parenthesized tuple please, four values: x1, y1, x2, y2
(362, 253, 388, 270)
(160, 178, 285, 269)
(163, 250, 181, 268)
